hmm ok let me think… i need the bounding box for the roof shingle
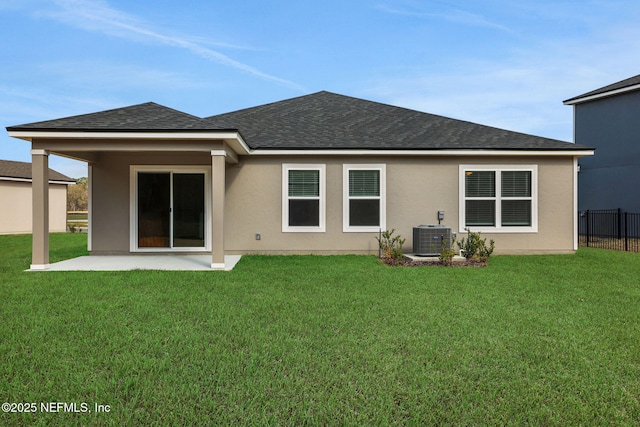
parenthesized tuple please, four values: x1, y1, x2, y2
(7, 92, 591, 151)
(207, 91, 589, 150)
(7, 102, 225, 132)
(564, 74, 640, 104)
(0, 159, 75, 182)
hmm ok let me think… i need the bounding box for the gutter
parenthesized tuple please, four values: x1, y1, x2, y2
(564, 83, 640, 105)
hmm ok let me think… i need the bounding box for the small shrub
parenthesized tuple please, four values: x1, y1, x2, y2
(376, 229, 406, 262)
(439, 235, 457, 266)
(457, 228, 495, 262)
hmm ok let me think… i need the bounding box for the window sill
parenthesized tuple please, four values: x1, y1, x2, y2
(460, 226, 538, 234)
(343, 226, 382, 233)
(282, 227, 326, 233)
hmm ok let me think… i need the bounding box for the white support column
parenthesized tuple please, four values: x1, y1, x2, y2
(211, 150, 227, 269)
(88, 164, 93, 252)
(31, 149, 50, 270)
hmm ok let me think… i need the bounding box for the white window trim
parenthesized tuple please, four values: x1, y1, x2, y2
(343, 164, 386, 233)
(130, 165, 212, 252)
(459, 164, 538, 233)
(282, 164, 326, 233)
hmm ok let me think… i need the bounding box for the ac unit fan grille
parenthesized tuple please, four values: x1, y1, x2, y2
(413, 226, 451, 256)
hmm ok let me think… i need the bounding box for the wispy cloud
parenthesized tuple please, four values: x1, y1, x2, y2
(0, 84, 116, 122)
(38, 61, 206, 90)
(365, 50, 639, 143)
(184, 35, 257, 51)
(40, 0, 304, 91)
(366, 1, 640, 142)
(376, 3, 512, 33)
(0, 0, 40, 11)
(365, 66, 574, 141)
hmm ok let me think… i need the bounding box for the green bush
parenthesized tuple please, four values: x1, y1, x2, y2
(376, 229, 406, 261)
(439, 235, 457, 266)
(457, 228, 495, 262)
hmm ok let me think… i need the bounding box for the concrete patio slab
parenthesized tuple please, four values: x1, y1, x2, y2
(30, 255, 242, 271)
(404, 254, 467, 264)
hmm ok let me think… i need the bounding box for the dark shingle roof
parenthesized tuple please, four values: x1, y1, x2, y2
(7, 102, 225, 132)
(207, 91, 589, 151)
(564, 74, 640, 104)
(0, 159, 74, 182)
(7, 92, 591, 152)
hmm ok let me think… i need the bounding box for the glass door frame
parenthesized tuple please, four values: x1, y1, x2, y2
(130, 165, 211, 252)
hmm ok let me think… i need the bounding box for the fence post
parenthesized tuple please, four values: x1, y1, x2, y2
(618, 208, 622, 240)
(625, 211, 629, 252)
(585, 210, 590, 247)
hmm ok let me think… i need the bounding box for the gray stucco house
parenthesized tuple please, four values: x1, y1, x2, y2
(564, 74, 640, 212)
(7, 91, 593, 270)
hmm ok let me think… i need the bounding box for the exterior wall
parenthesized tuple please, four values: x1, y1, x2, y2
(49, 184, 68, 232)
(0, 180, 68, 234)
(90, 152, 210, 254)
(574, 90, 640, 212)
(224, 155, 577, 255)
(90, 153, 577, 255)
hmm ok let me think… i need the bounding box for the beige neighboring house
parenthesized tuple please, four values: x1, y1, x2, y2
(6, 91, 594, 270)
(0, 159, 74, 234)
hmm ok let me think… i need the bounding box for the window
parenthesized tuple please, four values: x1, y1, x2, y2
(460, 165, 537, 232)
(282, 164, 325, 232)
(343, 164, 386, 232)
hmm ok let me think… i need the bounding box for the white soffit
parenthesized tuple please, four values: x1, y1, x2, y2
(8, 130, 252, 155)
(248, 149, 595, 157)
(7, 131, 593, 158)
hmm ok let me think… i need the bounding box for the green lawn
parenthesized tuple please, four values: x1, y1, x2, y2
(67, 212, 88, 221)
(1, 234, 639, 426)
(67, 212, 88, 231)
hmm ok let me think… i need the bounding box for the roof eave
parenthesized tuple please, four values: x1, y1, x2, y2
(248, 148, 595, 157)
(7, 129, 251, 155)
(7, 130, 594, 158)
(6, 127, 237, 135)
(0, 176, 75, 184)
(563, 83, 640, 105)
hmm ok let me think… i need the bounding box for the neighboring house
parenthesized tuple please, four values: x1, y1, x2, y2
(7, 91, 593, 270)
(0, 159, 74, 234)
(564, 74, 640, 212)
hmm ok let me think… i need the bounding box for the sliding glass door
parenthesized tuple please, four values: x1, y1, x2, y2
(172, 173, 205, 248)
(138, 172, 171, 248)
(135, 169, 207, 250)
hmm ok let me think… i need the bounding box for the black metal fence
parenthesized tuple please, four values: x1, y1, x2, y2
(578, 209, 640, 252)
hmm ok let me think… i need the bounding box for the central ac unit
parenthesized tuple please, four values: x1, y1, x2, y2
(413, 225, 451, 256)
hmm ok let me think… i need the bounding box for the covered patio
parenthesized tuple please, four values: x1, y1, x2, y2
(7, 103, 249, 271)
(32, 254, 242, 271)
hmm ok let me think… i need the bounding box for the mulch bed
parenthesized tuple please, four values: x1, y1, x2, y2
(379, 256, 488, 267)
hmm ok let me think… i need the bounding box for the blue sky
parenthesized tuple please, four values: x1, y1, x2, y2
(2, 0, 640, 178)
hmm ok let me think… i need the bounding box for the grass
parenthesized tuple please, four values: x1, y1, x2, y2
(579, 235, 640, 253)
(1, 234, 639, 425)
(67, 212, 88, 231)
(67, 212, 88, 221)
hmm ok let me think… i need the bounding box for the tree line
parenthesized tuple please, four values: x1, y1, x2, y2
(67, 177, 88, 211)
